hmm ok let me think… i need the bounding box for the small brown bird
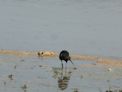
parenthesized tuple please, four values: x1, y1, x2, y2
(59, 50, 74, 68)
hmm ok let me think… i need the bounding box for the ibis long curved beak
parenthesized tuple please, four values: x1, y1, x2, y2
(70, 60, 74, 65)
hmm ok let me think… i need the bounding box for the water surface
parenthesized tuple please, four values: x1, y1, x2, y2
(0, 0, 122, 92)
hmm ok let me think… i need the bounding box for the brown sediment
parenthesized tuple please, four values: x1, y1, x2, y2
(71, 55, 122, 67)
(0, 49, 122, 67)
(0, 49, 57, 57)
(97, 58, 122, 67)
(71, 55, 97, 61)
(0, 49, 36, 57)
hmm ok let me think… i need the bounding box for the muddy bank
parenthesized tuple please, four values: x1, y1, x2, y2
(0, 49, 56, 57)
(0, 49, 122, 67)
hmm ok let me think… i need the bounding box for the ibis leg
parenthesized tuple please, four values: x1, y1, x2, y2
(61, 61, 63, 69)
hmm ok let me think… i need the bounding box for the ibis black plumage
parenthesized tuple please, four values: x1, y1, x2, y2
(59, 50, 74, 68)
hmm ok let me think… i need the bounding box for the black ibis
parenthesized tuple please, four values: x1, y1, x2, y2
(59, 50, 74, 68)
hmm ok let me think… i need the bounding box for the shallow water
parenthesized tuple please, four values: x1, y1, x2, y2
(0, 0, 122, 92)
(0, 56, 122, 92)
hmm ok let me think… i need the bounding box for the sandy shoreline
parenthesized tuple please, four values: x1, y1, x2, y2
(0, 49, 122, 67)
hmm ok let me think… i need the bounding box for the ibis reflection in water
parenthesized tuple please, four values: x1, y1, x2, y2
(52, 67, 73, 91)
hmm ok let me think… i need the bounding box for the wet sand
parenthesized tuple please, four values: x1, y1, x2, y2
(0, 49, 122, 67)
